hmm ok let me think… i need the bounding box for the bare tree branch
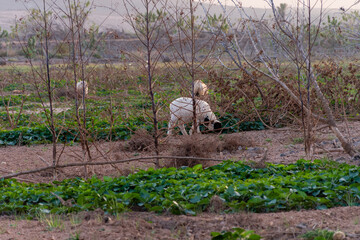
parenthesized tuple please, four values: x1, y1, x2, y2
(0, 155, 225, 180)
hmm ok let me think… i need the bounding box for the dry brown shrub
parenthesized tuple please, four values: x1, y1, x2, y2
(219, 133, 255, 153)
(164, 134, 219, 168)
(124, 129, 154, 152)
(55, 87, 76, 99)
(206, 195, 227, 213)
(209, 60, 360, 128)
(117, 168, 135, 177)
(315, 60, 360, 117)
(39, 169, 54, 177)
(208, 67, 305, 126)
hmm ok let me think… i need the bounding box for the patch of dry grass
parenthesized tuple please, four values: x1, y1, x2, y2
(164, 134, 219, 168)
(124, 129, 154, 152)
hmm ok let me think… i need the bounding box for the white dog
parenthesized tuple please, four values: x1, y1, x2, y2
(167, 97, 221, 135)
(76, 81, 88, 96)
(193, 80, 208, 97)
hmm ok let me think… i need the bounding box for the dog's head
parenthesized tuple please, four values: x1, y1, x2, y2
(204, 115, 221, 131)
(214, 121, 221, 130)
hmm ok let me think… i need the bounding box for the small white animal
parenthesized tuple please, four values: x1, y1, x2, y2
(167, 97, 221, 136)
(193, 80, 208, 97)
(76, 81, 88, 96)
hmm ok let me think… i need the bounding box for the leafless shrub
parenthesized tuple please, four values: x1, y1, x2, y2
(206, 195, 227, 213)
(39, 169, 54, 177)
(55, 87, 76, 99)
(164, 134, 219, 168)
(219, 134, 255, 153)
(125, 129, 154, 152)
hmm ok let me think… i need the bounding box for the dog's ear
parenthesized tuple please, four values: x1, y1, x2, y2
(204, 116, 209, 122)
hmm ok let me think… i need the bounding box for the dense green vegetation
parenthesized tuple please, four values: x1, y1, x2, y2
(1, 159, 360, 216)
(0, 91, 265, 145)
(0, 111, 265, 146)
(0, 115, 152, 145)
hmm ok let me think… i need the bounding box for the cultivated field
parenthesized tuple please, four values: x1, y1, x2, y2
(0, 61, 359, 240)
(1, 0, 360, 239)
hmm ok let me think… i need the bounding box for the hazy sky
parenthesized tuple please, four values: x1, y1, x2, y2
(0, 0, 359, 31)
(221, 0, 360, 9)
(1, 0, 360, 10)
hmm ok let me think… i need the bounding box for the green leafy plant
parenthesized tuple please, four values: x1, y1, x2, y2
(301, 229, 334, 240)
(69, 215, 81, 226)
(211, 228, 261, 240)
(67, 232, 81, 240)
(38, 213, 64, 231)
(292, 137, 304, 144)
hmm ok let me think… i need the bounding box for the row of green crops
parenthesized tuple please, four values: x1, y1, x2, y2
(1, 159, 360, 215)
(0, 119, 153, 145)
(0, 113, 265, 146)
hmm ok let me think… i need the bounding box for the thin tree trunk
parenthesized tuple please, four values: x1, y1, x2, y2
(190, 0, 197, 135)
(74, 0, 92, 172)
(305, 0, 313, 159)
(145, 1, 160, 168)
(310, 70, 356, 156)
(43, 0, 57, 175)
(68, 0, 88, 177)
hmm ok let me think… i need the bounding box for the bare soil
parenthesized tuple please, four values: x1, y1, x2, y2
(1, 121, 360, 239)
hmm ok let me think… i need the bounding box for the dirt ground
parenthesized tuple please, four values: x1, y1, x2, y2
(1, 121, 360, 239)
